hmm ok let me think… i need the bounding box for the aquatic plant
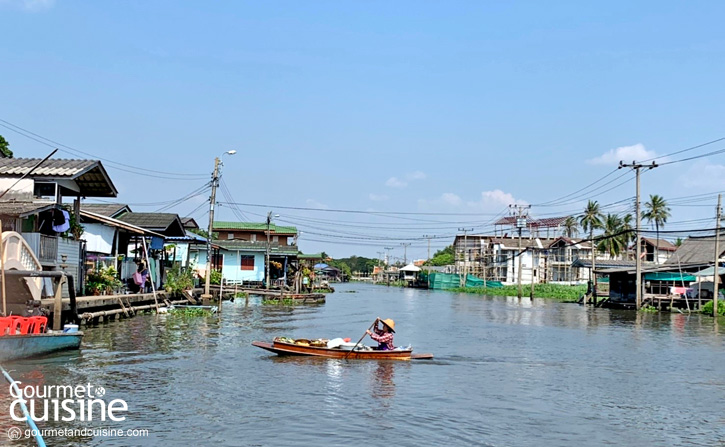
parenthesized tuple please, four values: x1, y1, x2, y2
(164, 265, 194, 296)
(450, 284, 587, 302)
(701, 300, 725, 316)
(640, 305, 658, 313)
(169, 307, 214, 317)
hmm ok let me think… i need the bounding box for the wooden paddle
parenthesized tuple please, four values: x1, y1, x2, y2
(344, 318, 378, 360)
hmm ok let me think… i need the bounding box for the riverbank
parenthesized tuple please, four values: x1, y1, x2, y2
(448, 283, 586, 302)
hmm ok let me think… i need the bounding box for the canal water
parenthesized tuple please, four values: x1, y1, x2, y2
(1, 282, 723, 446)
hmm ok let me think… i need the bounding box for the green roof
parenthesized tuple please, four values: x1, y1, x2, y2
(298, 253, 323, 259)
(213, 221, 297, 234)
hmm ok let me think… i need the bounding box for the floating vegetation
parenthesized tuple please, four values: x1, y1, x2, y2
(169, 307, 215, 317)
(450, 284, 587, 302)
(263, 299, 297, 305)
(701, 300, 725, 316)
(640, 305, 659, 313)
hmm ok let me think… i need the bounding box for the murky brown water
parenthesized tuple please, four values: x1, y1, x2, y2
(0, 283, 723, 446)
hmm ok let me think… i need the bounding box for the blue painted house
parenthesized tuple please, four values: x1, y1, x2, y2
(190, 222, 299, 286)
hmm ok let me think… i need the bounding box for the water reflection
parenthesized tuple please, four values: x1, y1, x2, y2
(370, 362, 396, 401)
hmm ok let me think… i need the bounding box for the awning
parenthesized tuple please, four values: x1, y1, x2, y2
(643, 272, 696, 282)
(693, 266, 725, 277)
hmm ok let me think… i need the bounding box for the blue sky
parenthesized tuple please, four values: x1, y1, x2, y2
(2, 0, 725, 260)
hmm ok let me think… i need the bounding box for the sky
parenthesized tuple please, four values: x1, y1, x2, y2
(2, 0, 725, 261)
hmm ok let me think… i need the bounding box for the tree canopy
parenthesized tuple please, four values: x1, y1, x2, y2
(0, 135, 13, 158)
(426, 245, 454, 266)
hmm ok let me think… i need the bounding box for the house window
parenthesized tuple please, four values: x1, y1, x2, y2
(240, 255, 255, 271)
(273, 235, 279, 243)
(227, 233, 234, 240)
(251, 234, 257, 242)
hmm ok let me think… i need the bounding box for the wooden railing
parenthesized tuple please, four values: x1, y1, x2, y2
(21, 233, 58, 264)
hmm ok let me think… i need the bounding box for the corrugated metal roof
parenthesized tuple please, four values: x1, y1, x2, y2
(213, 221, 298, 234)
(642, 237, 676, 251)
(0, 202, 59, 217)
(81, 203, 130, 218)
(80, 210, 164, 237)
(494, 216, 570, 227)
(216, 240, 299, 255)
(0, 158, 117, 197)
(117, 212, 186, 237)
(665, 236, 725, 265)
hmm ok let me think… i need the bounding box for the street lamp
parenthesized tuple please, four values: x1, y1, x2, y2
(203, 150, 237, 311)
(265, 211, 280, 289)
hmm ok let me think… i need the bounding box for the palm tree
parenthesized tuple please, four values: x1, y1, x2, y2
(597, 214, 627, 258)
(579, 200, 604, 286)
(642, 194, 671, 264)
(620, 213, 634, 257)
(562, 216, 579, 238)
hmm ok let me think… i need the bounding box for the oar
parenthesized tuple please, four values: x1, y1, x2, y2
(344, 319, 378, 360)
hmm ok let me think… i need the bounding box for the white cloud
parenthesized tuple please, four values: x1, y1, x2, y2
(441, 193, 462, 206)
(406, 171, 426, 181)
(368, 193, 389, 202)
(466, 189, 527, 210)
(385, 177, 407, 188)
(587, 143, 657, 166)
(0, 0, 55, 11)
(305, 199, 328, 209)
(386, 171, 426, 188)
(680, 162, 725, 189)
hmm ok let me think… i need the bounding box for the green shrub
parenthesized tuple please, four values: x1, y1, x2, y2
(701, 300, 725, 316)
(210, 270, 222, 285)
(164, 265, 194, 296)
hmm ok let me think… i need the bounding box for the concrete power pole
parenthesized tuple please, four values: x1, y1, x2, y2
(619, 160, 657, 310)
(510, 205, 530, 299)
(203, 157, 221, 304)
(423, 235, 432, 261)
(714, 194, 721, 318)
(401, 243, 411, 265)
(458, 228, 473, 287)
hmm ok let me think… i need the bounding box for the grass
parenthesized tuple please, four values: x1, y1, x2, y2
(449, 284, 587, 302)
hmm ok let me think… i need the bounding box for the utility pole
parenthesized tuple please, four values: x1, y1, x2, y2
(265, 211, 276, 289)
(203, 157, 221, 305)
(510, 204, 530, 298)
(401, 242, 411, 265)
(619, 160, 657, 310)
(714, 194, 721, 318)
(423, 235, 432, 261)
(458, 228, 473, 287)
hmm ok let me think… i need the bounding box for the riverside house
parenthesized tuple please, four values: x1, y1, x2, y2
(190, 221, 299, 287)
(0, 158, 118, 296)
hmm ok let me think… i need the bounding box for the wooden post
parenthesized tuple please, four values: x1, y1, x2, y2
(53, 276, 66, 331)
(0, 220, 6, 316)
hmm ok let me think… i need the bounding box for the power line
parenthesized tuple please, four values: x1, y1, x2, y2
(0, 118, 209, 180)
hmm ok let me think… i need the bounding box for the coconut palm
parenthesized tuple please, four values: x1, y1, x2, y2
(579, 200, 604, 285)
(642, 194, 671, 264)
(597, 214, 627, 258)
(562, 216, 579, 238)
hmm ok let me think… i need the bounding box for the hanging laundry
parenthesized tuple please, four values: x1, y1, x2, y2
(52, 209, 71, 233)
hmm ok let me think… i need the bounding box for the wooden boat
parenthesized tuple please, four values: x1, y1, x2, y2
(0, 332, 83, 362)
(252, 340, 433, 360)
